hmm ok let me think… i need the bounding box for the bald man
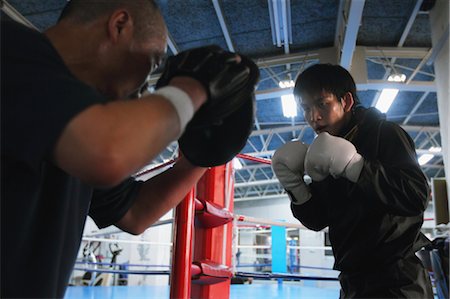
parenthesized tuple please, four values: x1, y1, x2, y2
(1, 1, 252, 297)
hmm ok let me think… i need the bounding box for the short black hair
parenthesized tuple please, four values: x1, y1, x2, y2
(58, 0, 162, 40)
(294, 63, 360, 105)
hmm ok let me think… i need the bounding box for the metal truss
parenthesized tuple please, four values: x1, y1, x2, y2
(6, 0, 443, 204)
(107, 0, 446, 205)
(141, 0, 445, 204)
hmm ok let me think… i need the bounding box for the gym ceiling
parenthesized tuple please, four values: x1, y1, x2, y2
(3, 0, 443, 202)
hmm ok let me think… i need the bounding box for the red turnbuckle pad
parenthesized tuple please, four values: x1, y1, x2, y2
(191, 260, 232, 285)
(194, 199, 233, 228)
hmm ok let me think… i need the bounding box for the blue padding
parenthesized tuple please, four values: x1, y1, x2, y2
(271, 226, 286, 273)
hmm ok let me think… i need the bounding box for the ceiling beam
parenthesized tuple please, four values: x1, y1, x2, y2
(234, 194, 287, 202)
(281, 0, 292, 55)
(403, 92, 430, 125)
(1, 0, 38, 30)
(255, 47, 430, 70)
(167, 32, 179, 55)
(406, 48, 434, 83)
(339, 0, 366, 69)
(334, 0, 346, 47)
(357, 80, 436, 92)
(235, 178, 279, 188)
(366, 58, 435, 78)
(212, 0, 235, 52)
(268, 0, 292, 53)
(146, 46, 431, 86)
(364, 47, 432, 59)
(398, 0, 424, 46)
(256, 51, 319, 68)
(370, 1, 426, 108)
(426, 24, 449, 66)
(250, 124, 308, 136)
(255, 80, 436, 100)
(269, 0, 282, 47)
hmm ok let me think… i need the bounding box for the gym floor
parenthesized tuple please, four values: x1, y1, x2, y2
(65, 281, 340, 299)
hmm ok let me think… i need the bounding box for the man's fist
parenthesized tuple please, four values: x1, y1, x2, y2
(304, 132, 364, 183)
(272, 141, 311, 205)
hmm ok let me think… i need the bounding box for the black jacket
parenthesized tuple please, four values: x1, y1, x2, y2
(291, 107, 430, 273)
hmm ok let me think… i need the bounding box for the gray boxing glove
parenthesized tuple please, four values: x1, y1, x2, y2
(272, 141, 312, 205)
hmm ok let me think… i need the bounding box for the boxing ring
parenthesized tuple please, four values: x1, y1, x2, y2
(65, 155, 446, 299)
(65, 154, 343, 299)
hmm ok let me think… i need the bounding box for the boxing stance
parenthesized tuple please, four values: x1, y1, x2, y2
(272, 64, 433, 298)
(1, 1, 258, 298)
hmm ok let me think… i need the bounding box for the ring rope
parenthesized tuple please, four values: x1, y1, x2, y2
(73, 267, 170, 275)
(82, 237, 172, 246)
(235, 271, 338, 281)
(75, 261, 171, 268)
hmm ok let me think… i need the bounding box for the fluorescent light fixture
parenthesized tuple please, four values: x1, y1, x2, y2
(278, 80, 295, 88)
(233, 158, 243, 170)
(418, 146, 441, 166)
(388, 74, 406, 82)
(375, 88, 399, 113)
(375, 73, 406, 113)
(281, 94, 297, 118)
(418, 154, 434, 165)
(429, 146, 441, 153)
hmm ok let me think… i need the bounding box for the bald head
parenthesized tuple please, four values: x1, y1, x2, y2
(46, 0, 167, 100)
(58, 0, 165, 41)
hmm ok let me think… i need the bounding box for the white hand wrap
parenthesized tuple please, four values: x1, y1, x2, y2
(272, 141, 312, 205)
(154, 86, 195, 136)
(305, 132, 364, 183)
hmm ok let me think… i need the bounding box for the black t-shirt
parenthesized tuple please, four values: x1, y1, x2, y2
(1, 21, 142, 298)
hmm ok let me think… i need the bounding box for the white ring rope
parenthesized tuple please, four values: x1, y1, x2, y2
(82, 237, 172, 247)
(234, 214, 308, 229)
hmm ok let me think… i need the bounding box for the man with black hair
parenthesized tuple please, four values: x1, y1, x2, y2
(272, 64, 434, 298)
(1, 0, 258, 297)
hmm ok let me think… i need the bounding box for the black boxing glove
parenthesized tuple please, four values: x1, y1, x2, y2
(156, 45, 260, 167)
(156, 45, 256, 124)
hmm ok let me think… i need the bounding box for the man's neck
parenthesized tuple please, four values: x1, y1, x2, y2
(44, 21, 106, 94)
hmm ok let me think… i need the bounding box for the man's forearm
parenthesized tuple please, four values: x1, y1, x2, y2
(116, 157, 207, 234)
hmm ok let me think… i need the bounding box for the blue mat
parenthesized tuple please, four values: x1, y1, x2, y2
(65, 284, 340, 299)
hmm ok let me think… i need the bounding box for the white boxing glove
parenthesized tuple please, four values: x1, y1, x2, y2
(304, 132, 364, 183)
(272, 140, 312, 205)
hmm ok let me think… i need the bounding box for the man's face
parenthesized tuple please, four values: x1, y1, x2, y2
(125, 42, 167, 98)
(124, 28, 167, 98)
(299, 90, 349, 136)
(106, 14, 167, 100)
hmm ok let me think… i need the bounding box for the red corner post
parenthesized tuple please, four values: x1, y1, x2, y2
(192, 163, 234, 299)
(170, 189, 196, 299)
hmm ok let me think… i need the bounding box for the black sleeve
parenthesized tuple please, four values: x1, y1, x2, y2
(357, 122, 430, 216)
(290, 180, 330, 231)
(89, 178, 143, 228)
(1, 21, 104, 171)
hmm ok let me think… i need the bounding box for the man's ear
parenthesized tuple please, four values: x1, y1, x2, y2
(107, 10, 133, 43)
(341, 92, 355, 112)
